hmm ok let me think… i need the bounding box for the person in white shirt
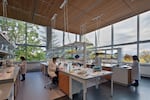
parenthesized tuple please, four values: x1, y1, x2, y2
(18, 56, 27, 81)
(131, 55, 140, 86)
(48, 57, 58, 85)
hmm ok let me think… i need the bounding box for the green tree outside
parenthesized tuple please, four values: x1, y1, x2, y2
(0, 17, 46, 61)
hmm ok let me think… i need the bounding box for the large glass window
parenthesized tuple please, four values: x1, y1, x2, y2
(76, 34, 80, 42)
(15, 46, 26, 61)
(0, 16, 7, 32)
(37, 26, 46, 46)
(0, 26, 2, 31)
(8, 19, 26, 44)
(114, 44, 137, 62)
(97, 47, 111, 59)
(139, 43, 150, 64)
(27, 23, 46, 46)
(83, 31, 95, 46)
(0, 17, 3, 31)
(26, 47, 46, 61)
(114, 16, 137, 44)
(0, 16, 47, 61)
(97, 25, 111, 47)
(140, 11, 150, 41)
(0, 17, 2, 24)
(65, 32, 75, 45)
(15, 46, 46, 61)
(52, 29, 63, 47)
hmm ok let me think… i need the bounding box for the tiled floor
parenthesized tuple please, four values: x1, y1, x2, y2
(16, 72, 150, 100)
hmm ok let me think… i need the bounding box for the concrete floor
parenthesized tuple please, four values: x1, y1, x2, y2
(16, 72, 150, 100)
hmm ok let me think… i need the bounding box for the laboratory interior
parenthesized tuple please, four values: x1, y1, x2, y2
(1, 0, 150, 100)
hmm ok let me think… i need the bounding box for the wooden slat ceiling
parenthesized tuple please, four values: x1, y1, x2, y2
(0, 0, 150, 34)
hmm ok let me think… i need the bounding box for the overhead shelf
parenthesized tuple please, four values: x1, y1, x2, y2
(0, 32, 15, 59)
(64, 42, 93, 47)
(0, 50, 10, 54)
(46, 42, 94, 60)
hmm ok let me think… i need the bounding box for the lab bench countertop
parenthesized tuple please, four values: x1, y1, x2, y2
(59, 67, 113, 80)
(0, 66, 20, 84)
(102, 63, 117, 68)
(40, 62, 48, 66)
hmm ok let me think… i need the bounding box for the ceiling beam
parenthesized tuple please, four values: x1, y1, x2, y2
(8, 5, 32, 15)
(31, 0, 38, 23)
(34, 13, 49, 20)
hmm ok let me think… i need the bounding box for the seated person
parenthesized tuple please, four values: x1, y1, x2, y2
(48, 57, 58, 85)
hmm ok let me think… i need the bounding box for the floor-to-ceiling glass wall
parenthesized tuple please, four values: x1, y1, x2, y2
(82, 10, 150, 65)
(139, 11, 150, 64)
(97, 25, 111, 47)
(82, 31, 95, 46)
(52, 29, 63, 47)
(113, 16, 137, 62)
(64, 32, 76, 45)
(0, 16, 47, 61)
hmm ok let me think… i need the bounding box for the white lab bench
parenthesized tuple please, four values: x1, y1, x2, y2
(59, 68, 113, 100)
(0, 66, 20, 100)
(112, 66, 132, 86)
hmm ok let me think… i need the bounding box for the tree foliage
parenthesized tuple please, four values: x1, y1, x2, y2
(0, 17, 46, 61)
(123, 54, 132, 62)
(140, 50, 150, 63)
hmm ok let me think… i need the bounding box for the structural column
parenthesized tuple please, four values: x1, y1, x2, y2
(137, 15, 140, 57)
(46, 26, 52, 50)
(111, 25, 114, 60)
